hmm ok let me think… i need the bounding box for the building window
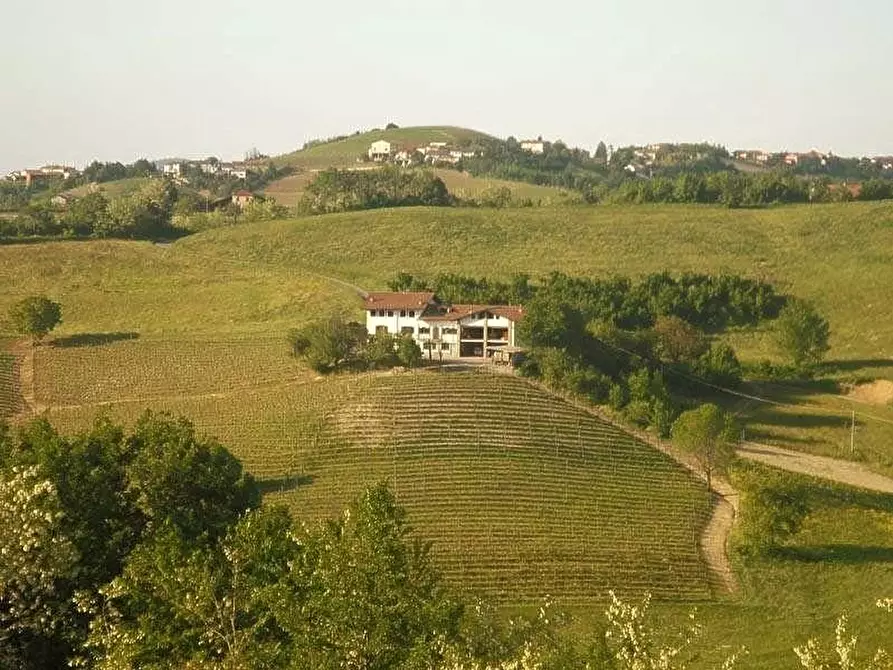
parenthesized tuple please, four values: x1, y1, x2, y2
(401, 326, 414, 335)
(409, 310, 415, 317)
(443, 327, 457, 335)
(375, 325, 388, 335)
(418, 327, 430, 335)
(441, 343, 450, 351)
(400, 310, 406, 317)
(387, 310, 393, 317)
(424, 342, 433, 350)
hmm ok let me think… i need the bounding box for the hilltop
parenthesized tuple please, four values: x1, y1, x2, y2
(272, 125, 493, 169)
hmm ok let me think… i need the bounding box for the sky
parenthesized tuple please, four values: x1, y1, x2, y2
(2, 0, 892, 173)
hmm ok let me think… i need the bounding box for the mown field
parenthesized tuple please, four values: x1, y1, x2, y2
(273, 126, 492, 170)
(3, 200, 893, 665)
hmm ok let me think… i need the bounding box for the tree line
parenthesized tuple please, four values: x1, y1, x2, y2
(383, 270, 827, 438)
(0, 182, 181, 240)
(300, 167, 451, 214)
(595, 171, 893, 206)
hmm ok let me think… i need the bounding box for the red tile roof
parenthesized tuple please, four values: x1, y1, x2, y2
(422, 304, 524, 322)
(364, 292, 435, 310)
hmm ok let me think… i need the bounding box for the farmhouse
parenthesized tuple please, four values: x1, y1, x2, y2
(231, 190, 255, 208)
(368, 140, 393, 161)
(364, 292, 523, 359)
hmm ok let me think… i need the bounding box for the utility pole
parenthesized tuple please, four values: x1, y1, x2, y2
(850, 410, 856, 455)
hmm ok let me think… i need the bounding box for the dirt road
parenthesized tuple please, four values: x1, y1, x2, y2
(738, 442, 893, 494)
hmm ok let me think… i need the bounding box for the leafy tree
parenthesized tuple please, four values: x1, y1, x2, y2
(774, 299, 831, 370)
(8, 295, 62, 343)
(82, 507, 296, 669)
(59, 192, 110, 236)
(671, 403, 738, 489)
(125, 412, 260, 542)
(594, 141, 608, 164)
(395, 334, 422, 368)
(0, 465, 79, 668)
(281, 483, 463, 669)
(13, 418, 141, 592)
(289, 317, 368, 373)
(366, 331, 398, 368)
(652, 315, 708, 363)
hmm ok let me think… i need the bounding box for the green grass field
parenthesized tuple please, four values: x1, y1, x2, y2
(4, 200, 893, 665)
(273, 126, 493, 169)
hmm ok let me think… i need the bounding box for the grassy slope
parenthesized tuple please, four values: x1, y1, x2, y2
(263, 168, 580, 209)
(63, 177, 154, 199)
(170, 202, 893, 469)
(272, 126, 493, 169)
(4, 201, 893, 665)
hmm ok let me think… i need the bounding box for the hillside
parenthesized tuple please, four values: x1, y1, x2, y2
(263, 166, 581, 208)
(273, 126, 493, 169)
(62, 176, 155, 199)
(4, 200, 893, 665)
(38, 369, 713, 603)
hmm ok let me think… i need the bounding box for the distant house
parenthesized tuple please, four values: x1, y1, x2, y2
(783, 153, 799, 166)
(520, 140, 545, 154)
(200, 161, 220, 175)
(231, 190, 255, 208)
(364, 292, 524, 360)
(8, 165, 78, 186)
(393, 148, 419, 167)
(220, 162, 249, 179)
(162, 162, 183, 177)
(368, 140, 393, 161)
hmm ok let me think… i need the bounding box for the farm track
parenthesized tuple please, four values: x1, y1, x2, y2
(738, 442, 893, 494)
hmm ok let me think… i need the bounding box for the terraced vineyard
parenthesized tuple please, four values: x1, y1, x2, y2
(39, 364, 713, 604)
(277, 372, 714, 604)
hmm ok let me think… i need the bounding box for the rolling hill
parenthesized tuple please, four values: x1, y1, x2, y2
(4, 200, 893, 665)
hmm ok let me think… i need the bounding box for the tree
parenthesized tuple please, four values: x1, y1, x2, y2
(82, 507, 297, 669)
(289, 317, 368, 373)
(0, 465, 79, 668)
(281, 483, 462, 669)
(774, 299, 831, 370)
(395, 334, 422, 368)
(125, 412, 260, 542)
(671, 403, 737, 489)
(8, 295, 62, 343)
(385, 122, 399, 129)
(594, 141, 608, 164)
(652, 315, 708, 363)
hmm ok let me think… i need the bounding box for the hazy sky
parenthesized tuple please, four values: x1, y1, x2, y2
(3, 0, 892, 173)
